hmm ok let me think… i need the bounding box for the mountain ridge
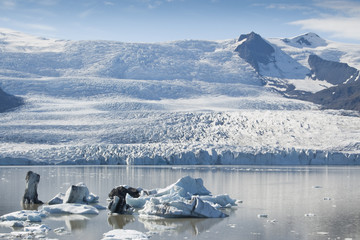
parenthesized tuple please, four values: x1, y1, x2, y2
(1, 29, 360, 111)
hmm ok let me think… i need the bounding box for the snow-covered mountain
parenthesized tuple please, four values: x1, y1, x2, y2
(1, 28, 360, 165)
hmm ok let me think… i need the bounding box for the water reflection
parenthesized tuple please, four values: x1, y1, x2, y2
(21, 202, 41, 211)
(107, 214, 135, 229)
(47, 214, 94, 232)
(139, 217, 223, 236)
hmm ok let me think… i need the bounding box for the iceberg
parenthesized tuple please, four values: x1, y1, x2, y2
(48, 182, 99, 204)
(126, 176, 237, 218)
(139, 196, 228, 218)
(0, 210, 46, 222)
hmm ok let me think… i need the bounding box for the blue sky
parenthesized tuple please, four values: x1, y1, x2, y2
(0, 0, 359, 43)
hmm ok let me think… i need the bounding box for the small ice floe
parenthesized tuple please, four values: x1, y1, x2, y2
(323, 197, 332, 200)
(140, 196, 227, 218)
(53, 227, 71, 236)
(129, 176, 236, 218)
(48, 182, 99, 205)
(257, 214, 268, 218)
(0, 220, 24, 228)
(0, 223, 51, 239)
(41, 203, 99, 215)
(199, 194, 237, 208)
(267, 219, 278, 224)
(0, 210, 47, 222)
(48, 193, 65, 205)
(102, 229, 149, 240)
(316, 231, 328, 235)
(24, 224, 51, 234)
(304, 213, 316, 217)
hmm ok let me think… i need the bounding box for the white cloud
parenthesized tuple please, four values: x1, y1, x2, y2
(104, 1, 114, 6)
(291, 16, 360, 40)
(0, 0, 16, 9)
(28, 0, 59, 6)
(313, 0, 360, 15)
(79, 9, 94, 18)
(289, 0, 360, 41)
(266, 3, 312, 11)
(0, 17, 10, 22)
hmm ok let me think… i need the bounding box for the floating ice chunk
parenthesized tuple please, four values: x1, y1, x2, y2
(41, 203, 99, 215)
(102, 229, 149, 240)
(312, 186, 322, 189)
(48, 182, 99, 205)
(323, 197, 331, 200)
(24, 224, 51, 234)
(304, 213, 316, 217)
(151, 176, 211, 197)
(127, 176, 212, 209)
(199, 194, 237, 208)
(93, 204, 107, 210)
(267, 219, 278, 223)
(139, 196, 227, 218)
(54, 227, 70, 236)
(63, 182, 99, 204)
(126, 194, 149, 209)
(48, 193, 65, 205)
(257, 214, 268, 218)
(0, 220, 24, 228)
(0, 210, 47, 222)
(130, 176, 234, 218)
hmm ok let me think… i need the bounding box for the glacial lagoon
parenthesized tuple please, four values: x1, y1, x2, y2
(0, 165, 360, 240)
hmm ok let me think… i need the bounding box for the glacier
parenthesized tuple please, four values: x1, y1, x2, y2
(0, 28, 360, 165)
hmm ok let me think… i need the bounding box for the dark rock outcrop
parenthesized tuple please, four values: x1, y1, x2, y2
(295, 55, 360, 111)
(108, 186, 141, 214)
(0, 87, 23, 112)
(22, 171, 43, 204)
(305, 80, 360, 111)
(235, 32, 275, 72)
(308, 54, 359, 85)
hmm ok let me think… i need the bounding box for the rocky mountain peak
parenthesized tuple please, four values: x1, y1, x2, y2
(235, 32, 274, 72)
(282, 32, 327, 48)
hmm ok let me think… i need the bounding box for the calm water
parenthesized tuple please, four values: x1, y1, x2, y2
(0, 166, 360, 240)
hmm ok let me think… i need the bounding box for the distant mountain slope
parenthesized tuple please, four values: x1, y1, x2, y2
(0, 87, 23, 112)
(0, 28, 262, 85)
(305, 80, 360, 111)
(308, 54, 359, 85)
(1, 28, 360, 111)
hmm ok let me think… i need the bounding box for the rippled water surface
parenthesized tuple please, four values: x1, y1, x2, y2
(0, 166, 360, 240)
